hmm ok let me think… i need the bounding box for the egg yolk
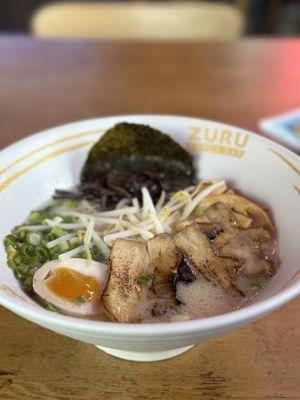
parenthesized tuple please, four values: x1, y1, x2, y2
(45, 268, 100, 304)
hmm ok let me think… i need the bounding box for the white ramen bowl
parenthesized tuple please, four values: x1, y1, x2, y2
(0, 115, 299, 362)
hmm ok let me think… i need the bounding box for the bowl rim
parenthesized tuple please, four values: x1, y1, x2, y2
(0, 114, 299, 338)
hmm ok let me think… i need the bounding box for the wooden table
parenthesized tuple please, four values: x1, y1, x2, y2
(0, 37, 299, 400)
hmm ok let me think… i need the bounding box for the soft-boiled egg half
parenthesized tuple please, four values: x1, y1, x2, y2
(33, 258, 109, 316)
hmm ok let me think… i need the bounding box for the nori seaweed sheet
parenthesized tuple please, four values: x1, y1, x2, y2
(56, 123, 196, 207)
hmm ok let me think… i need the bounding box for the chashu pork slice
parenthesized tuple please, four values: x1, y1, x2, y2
(102, 239, 153, 322)
(147, 233, 180, 306)
(174, 223, 238, 292)
(214, 227, 277, 276)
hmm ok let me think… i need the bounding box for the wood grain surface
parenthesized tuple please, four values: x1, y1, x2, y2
(0, 36, 299, 400)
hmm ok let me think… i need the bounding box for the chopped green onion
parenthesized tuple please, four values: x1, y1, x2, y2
(29, 211, 43, 224)
(4, 235, 18, 248)
(69, 199, 79, 208)
(26, 231, 42, 246)
(249, 282, 262, 290)
(58, 241, 69, 252)
(69, 237, 81, 249)
(48, 241, 69, 258)
(137, 275, 153, 287)
(21, 245, 35, 258)
(7, 256, 17, 268)
(6, 244, 17, 258)
(49, 252, 60, 260)
(22, 256, 40, 269)
(14, 255, 23, 265)
(50, 226, 67, 238)
(14, 270, 23, 280)
(23, 275, 33, 287)
(75, 295, 86, 305)
(44, 302, 58, 312)
(77, 251, 88, 259)
(35, 247, 48, 263)
(17, 265, 29, 274)
(63, 216, 75, 223)
(91, 245, 107, 263)
(29, 210, 54, 224)
(18, 231, 27, 240)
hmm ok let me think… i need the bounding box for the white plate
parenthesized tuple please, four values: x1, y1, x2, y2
(0, 115, 299, 361)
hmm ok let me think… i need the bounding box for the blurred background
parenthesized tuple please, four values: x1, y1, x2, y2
(0, 0, 299, 40)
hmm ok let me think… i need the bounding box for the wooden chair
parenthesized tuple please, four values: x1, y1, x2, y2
(31, 2, 244, 40)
